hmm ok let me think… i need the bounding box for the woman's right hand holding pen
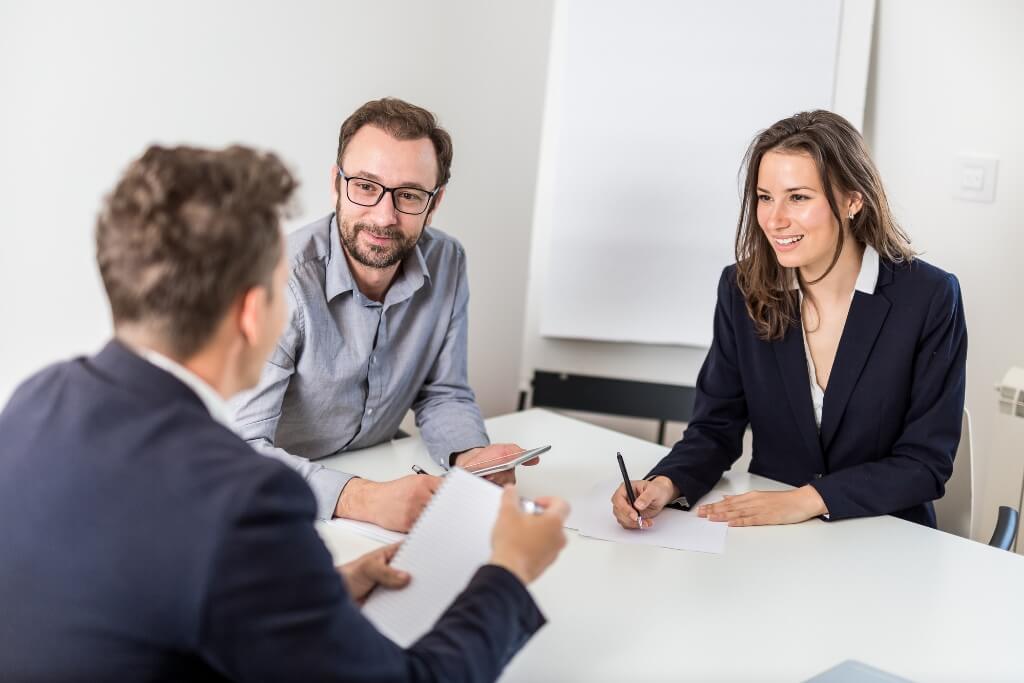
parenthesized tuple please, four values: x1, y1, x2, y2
(610, 476, 679, 530)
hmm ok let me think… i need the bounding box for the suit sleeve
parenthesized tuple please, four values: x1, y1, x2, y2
(229, 279, 354, 520)
(646, 268, 750, 504)
(811, 273, 968, 520)
(413, 245, 490, 467)
(198, 465, 544, 682)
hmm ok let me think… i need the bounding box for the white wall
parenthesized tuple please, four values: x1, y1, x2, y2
(864, 0, 1024, 540)
(0, 0, 552, 419)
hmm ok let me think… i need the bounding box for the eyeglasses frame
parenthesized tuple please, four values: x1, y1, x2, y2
(337, 169, 441, 216)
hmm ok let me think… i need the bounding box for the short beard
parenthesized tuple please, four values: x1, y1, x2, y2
(337, 207, 420, 270)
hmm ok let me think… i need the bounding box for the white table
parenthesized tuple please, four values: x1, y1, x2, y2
(316, 409, 1024, 682)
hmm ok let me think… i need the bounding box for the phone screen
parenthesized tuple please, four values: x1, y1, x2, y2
(463, 446, 550, 475)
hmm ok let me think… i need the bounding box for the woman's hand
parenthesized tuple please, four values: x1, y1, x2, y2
(697, 485, 828, 526)
(610, 476, 678, 529)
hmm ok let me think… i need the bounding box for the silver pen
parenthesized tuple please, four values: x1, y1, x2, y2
(519, 498, 545, 515)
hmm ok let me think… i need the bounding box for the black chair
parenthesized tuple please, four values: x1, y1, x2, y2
(522, 370, 696, 444)
(987, 506, 1019, 551)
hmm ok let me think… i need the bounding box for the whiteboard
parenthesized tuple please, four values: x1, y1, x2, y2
(538, 0, 842, 347)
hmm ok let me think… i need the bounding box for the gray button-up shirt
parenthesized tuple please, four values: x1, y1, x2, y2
(231, 213, 489, 519)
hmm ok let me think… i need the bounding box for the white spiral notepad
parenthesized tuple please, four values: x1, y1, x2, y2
(361, 468, 503, 646)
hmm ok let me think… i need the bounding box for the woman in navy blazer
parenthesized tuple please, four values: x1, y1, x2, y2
(612, 111, 967, 529)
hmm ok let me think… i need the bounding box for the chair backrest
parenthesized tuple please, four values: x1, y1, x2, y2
(530, 370, 695, 421)
(528, 370, 696, 443)
(934, 408, 974, 539)
(988, 506, 1019, 551)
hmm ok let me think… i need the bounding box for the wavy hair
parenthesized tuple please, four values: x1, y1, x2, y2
(336, 97, 453, 188)
(734, 110, 914, 340)
(96, 145, 296, 357)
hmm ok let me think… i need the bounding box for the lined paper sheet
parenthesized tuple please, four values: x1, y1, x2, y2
(361, 469, 503, 646)
(574, 480, 728, 554)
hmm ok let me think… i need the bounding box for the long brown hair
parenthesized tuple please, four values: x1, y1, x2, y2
(734, 110, 913, 340)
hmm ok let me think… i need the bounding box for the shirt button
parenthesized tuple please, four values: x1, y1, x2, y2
(367, 408, 374, 416)
(370, 356, 375, 364)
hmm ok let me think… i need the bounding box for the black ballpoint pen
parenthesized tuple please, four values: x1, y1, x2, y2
(616, 452, 643, 529)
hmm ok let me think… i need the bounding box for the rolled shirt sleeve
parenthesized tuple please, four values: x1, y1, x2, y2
(231, 281, 355, 520)
(413, 244, 490, 467)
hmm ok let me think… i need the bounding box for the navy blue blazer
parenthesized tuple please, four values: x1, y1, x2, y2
(0, 341, 543, 682)
(648, 258, 967, 527)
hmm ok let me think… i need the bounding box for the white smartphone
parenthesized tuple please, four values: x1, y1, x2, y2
(464, 445, 551, 477)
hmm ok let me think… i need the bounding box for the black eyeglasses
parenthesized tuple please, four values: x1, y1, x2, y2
(338, 170, 440, 216)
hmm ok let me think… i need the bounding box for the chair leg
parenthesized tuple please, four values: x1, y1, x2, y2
(517, 390, 528, 412)
(657, 420, 666, 445)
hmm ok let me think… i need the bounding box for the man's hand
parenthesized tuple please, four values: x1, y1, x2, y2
(697, 485, 828, 526)
(610, 476, 678, 529)
(336, 543, 409, 604)
(454, 443, 541, 486)
(489, 485, 569, 585)
(335, 474, 442, 532)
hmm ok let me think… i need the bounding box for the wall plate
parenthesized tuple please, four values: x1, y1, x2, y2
(953, 156, 998, 202)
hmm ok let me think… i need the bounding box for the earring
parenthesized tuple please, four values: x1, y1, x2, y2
(848, 212, 855, 220)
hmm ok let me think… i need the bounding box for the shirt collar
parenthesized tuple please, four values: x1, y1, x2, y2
(325, 213, 356, 301)
(325, 212, 431, 306)
(853, 243, 880, 294)
(385, 238, 429, 306)
(137, 348, 232, 427)
(788, 243, 880, 295)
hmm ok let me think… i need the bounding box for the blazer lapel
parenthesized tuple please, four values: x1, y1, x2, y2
(820, 291, 891, 451)
(773, 319, 824, 468)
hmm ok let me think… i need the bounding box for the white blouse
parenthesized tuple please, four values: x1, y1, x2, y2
(793, 244, 880, 430)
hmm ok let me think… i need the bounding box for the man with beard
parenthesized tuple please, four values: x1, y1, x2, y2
(232, 98, 536, 531)
(0, 144, 569, 681)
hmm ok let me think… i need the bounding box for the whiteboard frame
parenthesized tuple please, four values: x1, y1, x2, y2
(518, 0, 877, 390)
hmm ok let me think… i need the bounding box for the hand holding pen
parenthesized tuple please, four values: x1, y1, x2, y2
(615, 452, 643, 529)
(610, 453, 679, 530)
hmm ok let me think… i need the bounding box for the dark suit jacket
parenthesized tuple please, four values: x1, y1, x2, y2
(648, 258, 967, 527)
(0, 341, 543, 681)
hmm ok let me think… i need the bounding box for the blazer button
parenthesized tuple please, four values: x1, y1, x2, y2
(813, 473, 823, 479)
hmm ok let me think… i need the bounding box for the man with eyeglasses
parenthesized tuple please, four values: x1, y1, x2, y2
(232, 98, 537, 531)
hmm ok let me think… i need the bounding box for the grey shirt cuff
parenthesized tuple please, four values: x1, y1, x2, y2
(308, 467, 355, 521)
(424, 427, 490, 470)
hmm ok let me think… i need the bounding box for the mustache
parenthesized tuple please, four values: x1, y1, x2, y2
(352, 222, 402, 240)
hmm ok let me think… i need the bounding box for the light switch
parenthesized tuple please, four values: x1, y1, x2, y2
(953, 156, 998, 202)
(960, 165, 984, 190)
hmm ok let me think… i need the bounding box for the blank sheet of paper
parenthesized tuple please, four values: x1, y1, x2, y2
(324, 517, 406, 545)
(574, 480, 728, 554)
(361, 469, 502, 646)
